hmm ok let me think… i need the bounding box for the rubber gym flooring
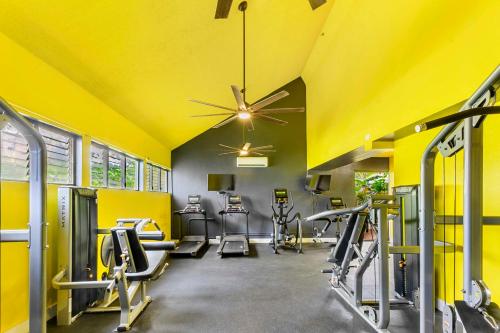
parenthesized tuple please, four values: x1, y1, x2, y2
(48, 243, 437, 333)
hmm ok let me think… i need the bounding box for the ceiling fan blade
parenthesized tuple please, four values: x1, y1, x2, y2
(219, 151, 238, 156)
(212, 115, 238, 128)
(215, 0, 233, 19)
(252, 151, 264, 156)
(249, 90, 289, 111)
(255, 114, 288, 126)
(231, 85, 247, 111)
(190, 99, 238, 112)
(309, 0, 327, 10)
(251, 145, 274, 150)
(191, 112, 235, 117)
(242, 142, 252, 151)
(218, 144, 240, 150)
(253, 150, 276, 153)
(255, 107, 305, 114)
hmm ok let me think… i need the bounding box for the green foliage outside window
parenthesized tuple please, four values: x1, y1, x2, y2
(125, 158, 137, 189)
(355, 171, 389, 204)
(91, 164, 105, 187)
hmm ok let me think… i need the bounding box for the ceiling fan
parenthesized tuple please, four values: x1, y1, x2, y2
(214, 0, 327, 19)
(218, 142, 276, 156)
(192, 1, 305, 129)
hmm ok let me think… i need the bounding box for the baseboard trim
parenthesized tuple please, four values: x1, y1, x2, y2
(208, 237, 337, 245)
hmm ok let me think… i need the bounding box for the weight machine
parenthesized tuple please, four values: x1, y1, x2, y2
(312, 197, 346, 243)
(416, 66, 500, 333)
(52, 187, 175, 332)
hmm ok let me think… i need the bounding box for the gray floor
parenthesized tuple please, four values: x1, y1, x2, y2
(48, 243, 427, 333)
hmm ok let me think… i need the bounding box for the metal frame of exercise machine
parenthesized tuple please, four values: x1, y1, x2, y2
(0, 99, 48, 333)
(217, 193, 250, 256)
(270, 188, 303, 254)
(54, 186, 173, 331)
(416, 65, 500, 333)
(171, 194, 210, 257)
(53, 223, 175, 332)
(306, 195, 453, 332)
(312, 197, 346, 243)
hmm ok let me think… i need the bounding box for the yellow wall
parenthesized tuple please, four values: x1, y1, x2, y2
(303, 0, 500, 169)
(0, 32, 171, 332)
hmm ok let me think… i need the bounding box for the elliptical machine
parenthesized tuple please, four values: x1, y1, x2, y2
(270, 188, 303, 254)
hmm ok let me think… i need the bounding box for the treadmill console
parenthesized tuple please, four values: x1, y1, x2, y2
(274, 188, 289, 206)
(330, 197, 345, 209)
(181, 195, 203, 214)
(226, 195, 245, 213)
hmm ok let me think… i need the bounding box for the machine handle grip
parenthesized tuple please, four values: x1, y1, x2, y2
(142, 241, 177, 251)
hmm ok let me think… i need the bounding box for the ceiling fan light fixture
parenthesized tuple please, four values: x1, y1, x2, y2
(238, 111, 251, 119)
(239, 150, 249, 156)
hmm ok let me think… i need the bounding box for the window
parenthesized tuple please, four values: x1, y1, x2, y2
(90, 143, 107, 187)
(125, 157, 139, 190)
(354, 171, 390, 204)
(108, 149, 123, 188)
(146, 163, 169, 192)
(0, 123, 29, 181)
(38, 123, 75, 184)
(90, 142, 139, 190)
(1, 120, 76, 184)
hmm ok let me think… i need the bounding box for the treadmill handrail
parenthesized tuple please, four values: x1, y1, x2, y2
(304, 202, 369, 223)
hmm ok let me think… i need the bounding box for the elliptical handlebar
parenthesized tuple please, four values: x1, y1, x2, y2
(271, 188, 296, 223)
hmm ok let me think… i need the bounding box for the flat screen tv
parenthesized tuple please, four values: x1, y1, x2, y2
(305, 174, 331, 192)
(316, 174, 331, 192)
(207, 174, 235, 191)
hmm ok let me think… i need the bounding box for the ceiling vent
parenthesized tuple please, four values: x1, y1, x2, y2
(236, 157, 268, 168)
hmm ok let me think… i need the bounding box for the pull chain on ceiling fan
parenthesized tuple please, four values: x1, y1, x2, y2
(191, 1, 305, 129)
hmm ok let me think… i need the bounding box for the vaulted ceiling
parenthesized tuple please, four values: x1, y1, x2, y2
(0, 0, 333, 149)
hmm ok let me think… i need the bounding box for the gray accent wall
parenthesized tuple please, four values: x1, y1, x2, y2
(172, 78, 312, 238)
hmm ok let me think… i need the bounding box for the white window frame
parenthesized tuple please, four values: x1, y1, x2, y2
(90, 141, 140, 190)
(146, 162, 170, 193)
(1, 118, 78, 185)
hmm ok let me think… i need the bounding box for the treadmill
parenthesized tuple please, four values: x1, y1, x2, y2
(217, 194, 249, 256)
(170, 195, 209, 257)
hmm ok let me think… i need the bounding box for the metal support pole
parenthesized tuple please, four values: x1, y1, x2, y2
(0, 99, 47, 333)
(354, 236, 378, 306)
(0, 229, 30, 242)
(463, 118, 484, 305)
(377, 207, 390, 329)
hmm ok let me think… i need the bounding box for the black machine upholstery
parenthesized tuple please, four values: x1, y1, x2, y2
(126, 251, 169, 281)
(330, 212, 367, 265)
(112, 227, 149, 273)
(111, 227, 175, 280)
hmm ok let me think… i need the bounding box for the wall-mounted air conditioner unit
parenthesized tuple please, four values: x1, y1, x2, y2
(236, 156, 268, 168)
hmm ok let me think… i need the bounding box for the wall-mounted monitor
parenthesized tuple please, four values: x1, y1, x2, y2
(305, 174, 331, 193)
(207, 174, 235, 191)
(316, 174, 331, 192)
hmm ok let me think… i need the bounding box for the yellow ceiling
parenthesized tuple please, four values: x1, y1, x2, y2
(0, 0, 333, 149)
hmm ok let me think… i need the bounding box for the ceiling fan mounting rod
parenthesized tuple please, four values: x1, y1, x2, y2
(239, 1, 247, 102)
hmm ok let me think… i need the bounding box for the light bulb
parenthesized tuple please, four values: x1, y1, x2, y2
(238, 112, 251, 119)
